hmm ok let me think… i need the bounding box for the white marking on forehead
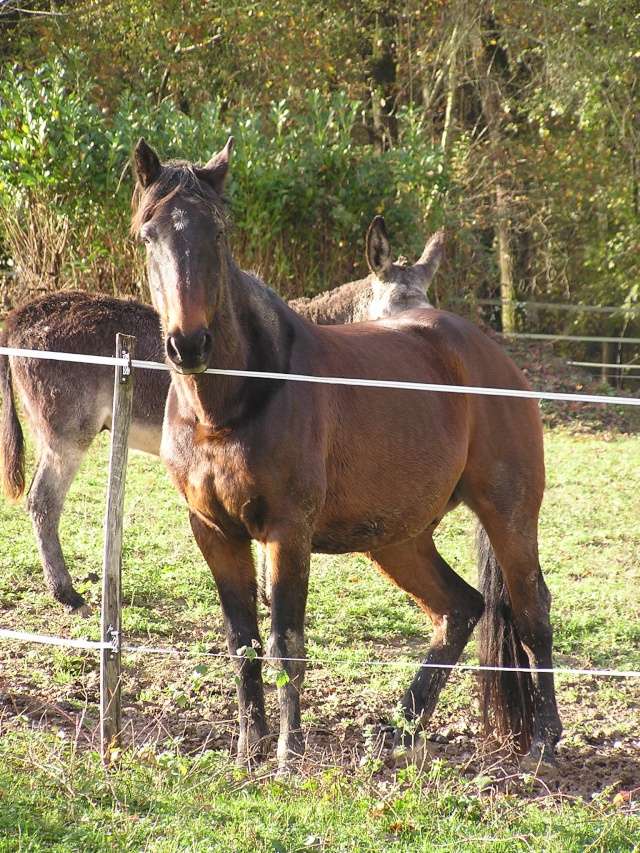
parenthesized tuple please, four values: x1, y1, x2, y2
(171, 208, 189, 231)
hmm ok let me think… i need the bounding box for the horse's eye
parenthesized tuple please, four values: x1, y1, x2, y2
(139, 225, 153, 245)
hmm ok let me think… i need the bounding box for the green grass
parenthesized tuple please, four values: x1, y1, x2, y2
(1, 427, 639, 849)
(0, 732, 637, 853)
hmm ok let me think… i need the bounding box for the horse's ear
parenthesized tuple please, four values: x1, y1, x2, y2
(199, 136, 235, 193)
(133, 138, 161, 188)
(366, 215, 392, 277)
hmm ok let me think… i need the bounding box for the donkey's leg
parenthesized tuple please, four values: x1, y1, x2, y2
(264, 534, 311, 767)
(370, 531, 484, 760)
(474, 507, 562, 762)
(27, 443, 89, 614)
(189, 513, 268, 763)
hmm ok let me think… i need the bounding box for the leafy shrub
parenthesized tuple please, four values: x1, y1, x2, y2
(0, 58, 446, 305)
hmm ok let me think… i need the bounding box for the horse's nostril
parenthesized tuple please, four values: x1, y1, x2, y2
(166, 335, 182, 364)
(199, 329, 213, 356)
(165, 330, 211, 370)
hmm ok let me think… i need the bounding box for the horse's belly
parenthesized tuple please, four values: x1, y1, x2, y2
(311, 518, 407, 553)
(312, 484, 452, 553)
(314, 422, 467, 552)
(312, 505, 435, 553)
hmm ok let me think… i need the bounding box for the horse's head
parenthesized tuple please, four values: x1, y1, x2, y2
(131, 137, 234, 374)
(364, 216, 444, 317)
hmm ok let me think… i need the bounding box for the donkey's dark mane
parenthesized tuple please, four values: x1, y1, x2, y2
(131, 161, 229, 235)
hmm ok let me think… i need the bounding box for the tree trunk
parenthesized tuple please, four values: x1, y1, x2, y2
(496, 186, 517, 332)
(472, 11, 517, 333)
(368, 11, 398, 152)
(440, 23, 459, 158)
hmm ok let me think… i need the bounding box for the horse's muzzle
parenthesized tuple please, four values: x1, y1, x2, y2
(165, 329, 212, 374)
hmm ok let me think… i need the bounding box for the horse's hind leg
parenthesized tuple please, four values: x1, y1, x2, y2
(27, 442, 89, 615)
(474, 504, 562, 763)
(370, 531, 484, 762)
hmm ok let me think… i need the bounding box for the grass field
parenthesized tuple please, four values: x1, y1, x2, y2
(0, 425, 639, 850)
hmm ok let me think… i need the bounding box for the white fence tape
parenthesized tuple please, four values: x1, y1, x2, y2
(456, 297, 640, 317)
(1, 630, 638, 678)
(507, 332, 640, 344)
(0, 627, 112, 651)
(187, 364, 640, 406)
(568, 361, 640, 371)
(0, 345, 130, 368)
(1, 345, 638, 406)
(121, 645, 640, 679)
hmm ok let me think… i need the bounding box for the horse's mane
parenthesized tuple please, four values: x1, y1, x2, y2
(130, 160, 229, 235)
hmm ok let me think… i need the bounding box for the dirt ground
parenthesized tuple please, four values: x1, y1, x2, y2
(1, 635, 639, 805)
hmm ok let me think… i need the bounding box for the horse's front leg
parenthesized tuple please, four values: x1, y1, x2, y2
(189, 512, 268, 763)
(265, 533, 311, 768)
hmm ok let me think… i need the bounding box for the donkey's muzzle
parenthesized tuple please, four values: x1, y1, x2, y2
(165, 329, 213, 374)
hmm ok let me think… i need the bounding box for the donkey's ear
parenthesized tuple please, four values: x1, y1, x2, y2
(133, 138, 161, 188)
(199, 136, 235, 193)
(366, 215, 392, 277)
(414, 228, 445, 287)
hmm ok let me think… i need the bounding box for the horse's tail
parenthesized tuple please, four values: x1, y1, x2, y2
(0, 334, 26, 500)
(475, 524, 534, 752)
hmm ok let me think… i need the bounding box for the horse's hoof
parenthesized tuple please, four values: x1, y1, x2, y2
(275, 759, 302, 779)
(276, 731, 304, 770)
(68, 601, 92, 618)
(237, 729, 271, 767)
(519, 743, 558, 775)
(390, 733, 432, 769)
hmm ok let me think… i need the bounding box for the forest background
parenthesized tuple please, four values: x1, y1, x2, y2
(1, 0, 639, 344)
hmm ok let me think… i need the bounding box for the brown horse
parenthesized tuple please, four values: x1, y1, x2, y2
(0, 224, 442, 614)
(131, 136, 561, 769)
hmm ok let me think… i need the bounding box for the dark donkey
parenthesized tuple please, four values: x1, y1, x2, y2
(130, 137, 561, 769)
(0, 226, 443, 615)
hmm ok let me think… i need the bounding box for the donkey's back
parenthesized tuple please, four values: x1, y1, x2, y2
(0, 291, 168, 613)
(3, 291, 167, 452)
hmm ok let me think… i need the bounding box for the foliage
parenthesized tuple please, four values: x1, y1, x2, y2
(0, 58, 444, 300)
(0, 0, 639, 345)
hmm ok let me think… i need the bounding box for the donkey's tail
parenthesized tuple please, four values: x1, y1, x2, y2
(0, 334, 25, 500)
(475, 524, 534, 753)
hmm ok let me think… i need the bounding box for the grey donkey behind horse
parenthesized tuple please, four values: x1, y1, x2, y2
(0, 220, 443, 614)
(291, 215, 442, 322)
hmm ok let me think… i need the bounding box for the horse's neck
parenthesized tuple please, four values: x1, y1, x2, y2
(177, 265, 292, 427)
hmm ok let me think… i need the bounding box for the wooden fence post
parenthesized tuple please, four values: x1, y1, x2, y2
(601, 340, 613, 386)
(100, 333, 135, 763)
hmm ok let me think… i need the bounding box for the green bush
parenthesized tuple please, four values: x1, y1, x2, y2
(0, 58, 446, 304)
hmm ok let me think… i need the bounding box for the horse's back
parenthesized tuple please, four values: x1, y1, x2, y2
(307, 306, 545, 532)
(4, 291, 163, 360)
(387, 308, 546, 515)
(310, 306, 529, 392)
